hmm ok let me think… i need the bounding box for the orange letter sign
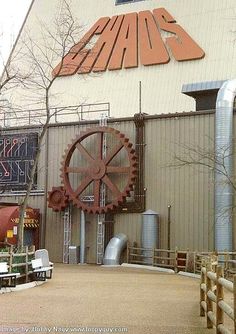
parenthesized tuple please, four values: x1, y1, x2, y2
(52, 8, 205, 77)
(153, 8, 205, 61)
(139, 10, 169, 66)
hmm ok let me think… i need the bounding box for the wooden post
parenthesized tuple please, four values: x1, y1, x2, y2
(126, 242, 129, 263)
(9, 245, 13, 273)
(175, 247, 178, 273)
(152, 248, 155, 266)
(234, 275, 236, 334)
(212, 254, 218, 273)
(216, 266, 224, 334)
(225, 252, 229, 278)
(200, 259, 206, 317)
(206, 262, 213, 329)
(32, 245, 36, 253)
(193, 251, 196, 274)
(25, 246, 29, 283)
(185, 249, 189, 272)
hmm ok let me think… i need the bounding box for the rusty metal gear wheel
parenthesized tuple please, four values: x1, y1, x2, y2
(47, 186, 69, 212)
(60, 126, 137, 214)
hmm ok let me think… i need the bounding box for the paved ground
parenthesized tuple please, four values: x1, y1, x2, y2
(0, 264, 216, 334)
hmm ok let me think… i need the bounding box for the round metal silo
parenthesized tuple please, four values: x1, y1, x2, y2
(141, 210, 159, 264)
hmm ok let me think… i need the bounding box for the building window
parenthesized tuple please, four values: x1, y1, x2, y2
(116, 0, 145, 5)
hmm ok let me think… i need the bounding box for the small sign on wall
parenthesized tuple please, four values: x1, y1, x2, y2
(7, 230, 13, 238)
(13, 226, 17, 235)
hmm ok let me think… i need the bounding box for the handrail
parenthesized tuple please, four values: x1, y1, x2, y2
(200, 260, 236, 333)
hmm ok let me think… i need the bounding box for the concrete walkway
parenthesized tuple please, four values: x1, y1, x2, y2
(0, 264, 214, 334)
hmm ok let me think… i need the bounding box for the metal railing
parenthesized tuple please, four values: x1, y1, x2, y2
(0, 102, 110, 127)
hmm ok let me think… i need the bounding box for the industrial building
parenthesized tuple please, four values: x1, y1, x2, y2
(0, 0, 236, 263)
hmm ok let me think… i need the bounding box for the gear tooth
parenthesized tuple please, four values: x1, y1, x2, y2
(130, 149, 135, 154)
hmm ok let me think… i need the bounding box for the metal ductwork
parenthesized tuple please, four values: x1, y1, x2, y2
(103, 233, 128, 265)
(215, 79, 236, 251)
(141, 210, 159, 264)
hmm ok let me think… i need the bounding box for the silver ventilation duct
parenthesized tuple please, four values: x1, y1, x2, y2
(141, 210, 159, 264)
(215, 79, 236, 251)
(103, 233, 128, 265)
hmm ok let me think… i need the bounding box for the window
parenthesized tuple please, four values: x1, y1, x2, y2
(116, 0, 145, 5)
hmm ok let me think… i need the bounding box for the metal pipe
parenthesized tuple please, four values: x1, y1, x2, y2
(215, 79, 236, 251)
(80, 210, 86, 264)
(103, 233, 128, 265)
(167, 205, 171, 250)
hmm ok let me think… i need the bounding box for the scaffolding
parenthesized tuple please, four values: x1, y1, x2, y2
(63, 205, 72, 264)
(96, 114, 107, 264)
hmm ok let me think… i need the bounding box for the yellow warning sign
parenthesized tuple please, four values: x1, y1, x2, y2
(7, 230, 13, 238)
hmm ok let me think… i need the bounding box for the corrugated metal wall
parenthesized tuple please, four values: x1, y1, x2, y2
(0, 112, 222, 261)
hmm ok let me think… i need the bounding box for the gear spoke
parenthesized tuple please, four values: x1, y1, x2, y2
(76, 142, 94, 164)
(93, 179, 101, 207)
(74, 176, 93, 197)
(102, 175, 121, 198)
(107, 166, 130, 173)
(66, 166, 89, 173)
(104, 143, 123, 165)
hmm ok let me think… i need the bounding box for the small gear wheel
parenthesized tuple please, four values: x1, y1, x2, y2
(60, 126, 137, 214)
(48, 186, 69, 212)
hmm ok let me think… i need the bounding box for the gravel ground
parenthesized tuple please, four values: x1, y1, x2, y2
(0, 264, 215, 334)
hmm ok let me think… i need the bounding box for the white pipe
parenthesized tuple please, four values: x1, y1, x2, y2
(80, 210, 86, 264)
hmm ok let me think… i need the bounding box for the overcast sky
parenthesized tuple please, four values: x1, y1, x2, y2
(0, 0, 31, 71)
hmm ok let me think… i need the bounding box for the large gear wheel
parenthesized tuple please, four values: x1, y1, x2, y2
(60, 126, 137, 214)
(48, 186, 69, 212)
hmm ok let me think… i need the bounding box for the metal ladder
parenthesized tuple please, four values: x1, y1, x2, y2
(96, 114, 107, 264)
(63, 205, 72, 264)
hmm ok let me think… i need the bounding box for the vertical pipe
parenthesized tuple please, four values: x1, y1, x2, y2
(139, 81, 142, 115)
(215, 79, 236, 251)
(80, 210, 86, 264)
(42, 126, 49, 248)
(167, 205, 171, 250)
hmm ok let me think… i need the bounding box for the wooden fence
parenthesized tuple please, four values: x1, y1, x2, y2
(126, 244, 189, 272)
(126, 243, 236, 276)
(196, 252, 236, 278)
(0, 245, 35, 283)
(200, 259, 236, 333)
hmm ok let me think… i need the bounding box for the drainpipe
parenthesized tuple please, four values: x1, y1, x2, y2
(80, 210, 86, 264)
(215, 79, 236, 251)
